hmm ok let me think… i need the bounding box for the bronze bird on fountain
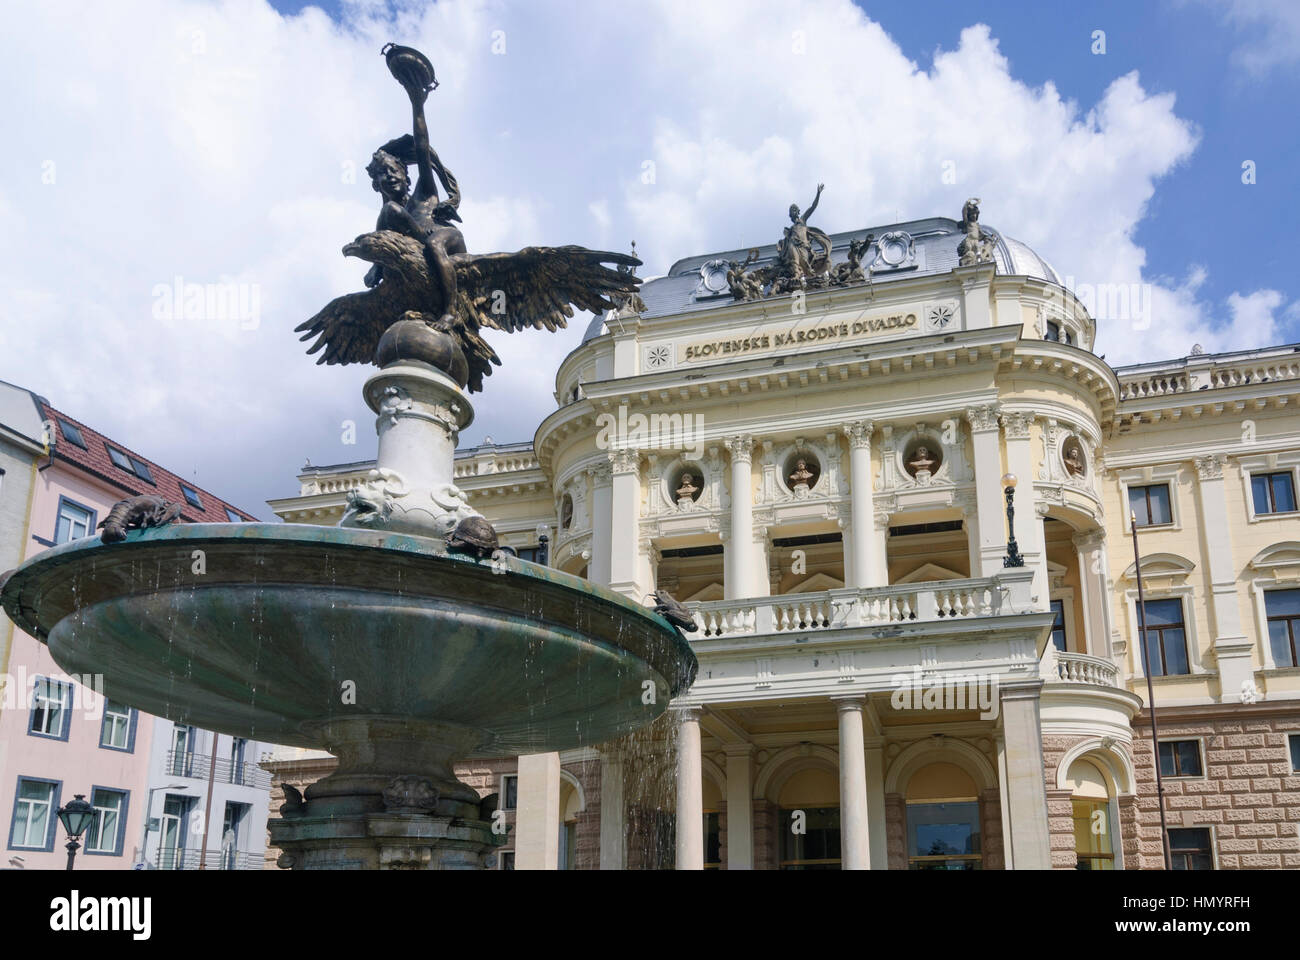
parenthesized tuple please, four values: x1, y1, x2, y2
(294, 43, 642, 394)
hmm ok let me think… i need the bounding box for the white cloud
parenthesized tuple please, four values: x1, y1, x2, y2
(1187, 0, 1300, 76)
(0, 0, 1289, 515)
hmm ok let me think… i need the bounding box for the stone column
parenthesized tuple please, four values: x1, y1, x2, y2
(864, 735, 888, 869)
(833, 696, 870, 869)
(587, 460, 613, 584)
(598, 754, 625, 870)
(1194, 454, 1254, 689)
(998, 681, 1052, 869)
(515, 752, 561, 870)
(674, 708, 704, 869)
(1001, 411, 1049, 607)
(724, 436, 754, 601)
(723, 745, 754, 869)
(844, 421, 875, 588)
(965, 404, 1005, 577)
(608, 449, 642, 600)
(1073, 530, 1109, 658)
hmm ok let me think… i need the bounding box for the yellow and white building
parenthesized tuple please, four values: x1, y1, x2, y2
(267, 211, 1300, 870)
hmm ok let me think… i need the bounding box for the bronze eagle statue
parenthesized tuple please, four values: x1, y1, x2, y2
(295, 43, 642, 393)
(295, 230, 641, 393)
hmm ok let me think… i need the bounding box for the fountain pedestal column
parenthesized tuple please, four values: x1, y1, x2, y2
(341, 360, 480, 537)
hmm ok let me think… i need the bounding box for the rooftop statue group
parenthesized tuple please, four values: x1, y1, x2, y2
(726, 192, 997, 302)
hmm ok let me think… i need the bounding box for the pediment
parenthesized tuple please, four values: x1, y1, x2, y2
(1249, 542, 1300, 576)
(895, 562, 965, 584)
(1121, 552, 1195, 581)
(788, 572, 845, 593)
(684, 582, 724, 602)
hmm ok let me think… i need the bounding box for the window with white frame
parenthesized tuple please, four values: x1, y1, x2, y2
(1264, 589, 1300, 668)
(1288, 734, 1300, 773)
(1140, 598, 1190, 676)
(1251, 471, 1296, 516)
(84, 788, 127, 854)
(100, 700, 133, 750)
(1128, 483, 1173, 527)
(54, 499, 94, 544)
(29, 677, 71, 738)
(1049, 599, 1068, 652)
(9, 778, 57, 849)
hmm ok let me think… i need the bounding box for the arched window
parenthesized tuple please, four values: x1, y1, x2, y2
(777, 767, 840, 870)
(1066, 758, 1115, 870)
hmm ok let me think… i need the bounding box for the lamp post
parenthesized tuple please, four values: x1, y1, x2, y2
(1130, 510, 1173, 871)
(1001, 473, 1025, 568)
(57, 794, 96, 871)
(536, 522, 551, 567)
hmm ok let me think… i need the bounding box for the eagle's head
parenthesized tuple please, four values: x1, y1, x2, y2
(342, 230, 429, 283)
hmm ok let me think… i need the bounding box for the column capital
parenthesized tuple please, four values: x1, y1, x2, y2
(722, 742, 756, 758)
(1071, 529, 1106, 551)
(830, 694, 867, 712)
(843, 420, 874, 449)
(724, 434, 754, 464)
(1195, 453, 1226, 480)
(586, 459, 612, 483)
(998, 678, 1045, 702)
(964, 403, 1001, 433)
(670, 704, 703, 721)
(999, 410, 1034, 440)
(609, 447, 641, 475)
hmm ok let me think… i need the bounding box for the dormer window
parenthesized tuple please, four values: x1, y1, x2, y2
(58, 420, 87, 449)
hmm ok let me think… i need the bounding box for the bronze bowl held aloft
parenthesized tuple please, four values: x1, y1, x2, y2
(382, 43, 438, 93)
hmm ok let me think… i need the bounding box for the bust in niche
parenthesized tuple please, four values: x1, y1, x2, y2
(789, 458, 815, 493)
(675, 473, 700, 507)
(906, 445, 939, 483)
(1063, 442, 1086, 478)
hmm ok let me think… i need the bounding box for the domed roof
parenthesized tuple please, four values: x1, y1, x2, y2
(995, 235, 1061, 285)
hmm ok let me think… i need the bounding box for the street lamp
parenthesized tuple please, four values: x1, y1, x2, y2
(1001, 473, 1024, 568)
(536, 522, 551, 567)
(57, 795, 96, 871)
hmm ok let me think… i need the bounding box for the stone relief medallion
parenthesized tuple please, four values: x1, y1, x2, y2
(382, 776, 441, 813)
(693, 258, 732, 298)
(645, 344, 672, 369)
(926, 303, 955, 330)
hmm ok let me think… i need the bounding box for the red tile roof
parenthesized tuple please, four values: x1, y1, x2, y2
(36, 399, 257, 524)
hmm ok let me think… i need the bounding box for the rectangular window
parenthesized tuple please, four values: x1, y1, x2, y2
(905, 801, 981, 870)
(9, 778, 58, 849)
(1169, 827, 1214, 870)
(1252, 472, 1296, 515)
(54, 499, 94, 544)
(127, 457, 154, 484)
(780, 806, 842, 870)
(1158, 740, 1203, 777)
(1072, 798, 1113, 870)
(1253, 468, 1294, 512)
(1141, 598, 1190, 676)
(516, 545, 540, 563)
(1050, 599, 1068, 652)
(1044, 321, 1061, 342)
(100, 700, 134, 751)
(225, 508, 243, 522)
(704, 812, 722, 868)
(500, 774, 518, 810)
(1265, 589, 1300, 668)
(1289, 734, 1300, 773)
(179, 484, 203, 509)
(28, 677, 71, 739)
(1128, 483, 1172, 527)
(169, 725, 194, 777)
(58, 420, 86, 448)
(84, 788, 127, 855)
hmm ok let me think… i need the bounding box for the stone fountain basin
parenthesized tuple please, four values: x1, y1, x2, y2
(0, 523, 696, 756)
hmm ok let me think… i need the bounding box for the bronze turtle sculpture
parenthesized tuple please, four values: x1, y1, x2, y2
(445, 516, 499, 559)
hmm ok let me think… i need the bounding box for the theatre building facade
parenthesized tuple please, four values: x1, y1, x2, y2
(267, 204, 1300, 870)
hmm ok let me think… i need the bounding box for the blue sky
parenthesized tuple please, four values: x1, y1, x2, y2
(2, 0, 1298, 516)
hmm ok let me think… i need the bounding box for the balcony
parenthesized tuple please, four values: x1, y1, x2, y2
(686, 571, 1037, 638)
(153, 848, 266, 870)
(1049, 651, 1119, 686)
(165, 751, 272, 790)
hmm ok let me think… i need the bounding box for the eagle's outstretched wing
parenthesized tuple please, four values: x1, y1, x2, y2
(293, 287, 390, 365)
(451, 246, 641, 335)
